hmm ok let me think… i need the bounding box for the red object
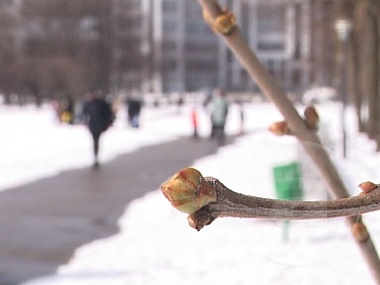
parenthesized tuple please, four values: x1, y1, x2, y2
(191, 108, 198, 127)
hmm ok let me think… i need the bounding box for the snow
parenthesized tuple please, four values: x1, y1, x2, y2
(2, 99, 380, 285)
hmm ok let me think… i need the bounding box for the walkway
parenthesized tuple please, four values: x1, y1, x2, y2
(0, 136, 234, 285)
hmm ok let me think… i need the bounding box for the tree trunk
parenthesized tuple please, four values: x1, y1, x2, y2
(374, 12, 380, 150)
(359, 5, 379, 140)
(367, 16, 379, 140)
(351, 4, 365, 132)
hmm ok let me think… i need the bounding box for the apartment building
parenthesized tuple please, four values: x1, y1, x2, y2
(111, 0, 220, 94)
(139, 0, 312, 94)
(0, 0, 22, 60)
(3, 0, 317, 95)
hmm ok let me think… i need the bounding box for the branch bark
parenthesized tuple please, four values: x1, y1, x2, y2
(188, 177, 380, 231)
(195, 0, 380, 283)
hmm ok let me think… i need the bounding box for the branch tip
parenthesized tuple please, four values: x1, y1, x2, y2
(161, 168, 380, 231)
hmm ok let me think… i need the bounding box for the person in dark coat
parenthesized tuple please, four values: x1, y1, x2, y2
(82, 91, 114, 168)
(126, 96, 142, 128)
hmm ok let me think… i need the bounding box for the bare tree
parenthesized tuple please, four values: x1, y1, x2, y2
(6, 0, 114, 102)
(351, 0, 380, 146)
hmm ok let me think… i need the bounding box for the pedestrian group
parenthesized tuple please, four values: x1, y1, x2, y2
(56, 87, 241, 169)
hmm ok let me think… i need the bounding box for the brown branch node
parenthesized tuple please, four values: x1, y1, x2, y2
(188, 207, 215, 231)
(304, 105, 319, 131)
(203, 7, 237, 35)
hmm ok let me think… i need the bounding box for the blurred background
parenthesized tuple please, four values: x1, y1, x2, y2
(1, 0, 379, 145)
(1, 1, 380, 284)
(0, 0, 378, 140)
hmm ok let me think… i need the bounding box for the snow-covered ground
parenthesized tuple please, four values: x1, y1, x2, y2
(2, 99, 380, 285)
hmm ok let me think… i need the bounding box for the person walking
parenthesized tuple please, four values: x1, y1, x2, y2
(82, 90, 115, 168)
(236, 99, 245, 135)
(209, 88, 229, 142)
(126, 95, 142, 128)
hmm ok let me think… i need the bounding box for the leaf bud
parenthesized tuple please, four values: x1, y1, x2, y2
(351, 221, 369, 242)
(268, 121, 292, 136)
(304, 105, 319, 130)
(161, 168, 217, 214)
(358, 181, 378, 194)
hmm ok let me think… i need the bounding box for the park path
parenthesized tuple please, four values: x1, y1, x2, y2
(0, 136, 234, 285)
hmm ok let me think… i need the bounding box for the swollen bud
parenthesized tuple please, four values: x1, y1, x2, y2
(351, 221, 369, 242)
(268, 121, 292, 136)
(358, 181, 378, 194)
(304, 105, 319, 130)
(161, 168, 217, 214)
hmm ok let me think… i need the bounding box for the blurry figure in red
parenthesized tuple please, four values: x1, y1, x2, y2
(191, 107, 199, 139)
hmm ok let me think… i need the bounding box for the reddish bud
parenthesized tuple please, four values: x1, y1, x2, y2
(358, 181, 378, 194)
(268, 121, 292, 136)
(351, 222, 369, 242)
(161, 168, 217, 214)
(304, 105, 319, 130)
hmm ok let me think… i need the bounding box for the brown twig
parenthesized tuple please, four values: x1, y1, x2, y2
(161, 168, 380, 231)
(188, 177, 380, 231)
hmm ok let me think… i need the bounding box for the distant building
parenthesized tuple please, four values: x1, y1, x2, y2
(110, 0, 150, 94)
(132, 0, 314, 94)
(3, 0, 335, 96)
(0, 0, 22, 59)
(243, 0, 311, 92)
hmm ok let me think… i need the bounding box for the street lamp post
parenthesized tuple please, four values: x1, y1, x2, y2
(334, 18, 352, 158)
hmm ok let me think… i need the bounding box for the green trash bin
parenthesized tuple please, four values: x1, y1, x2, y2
(272, 162, 303, 241)
(272, 161, 303, 201)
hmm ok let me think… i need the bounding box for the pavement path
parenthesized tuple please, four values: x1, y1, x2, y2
(0, 136, 234, 285)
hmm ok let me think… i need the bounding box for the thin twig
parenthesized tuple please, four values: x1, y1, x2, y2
(188, 177, 380, 231)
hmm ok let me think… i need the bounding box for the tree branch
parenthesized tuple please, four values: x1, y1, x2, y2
(161, 168, 380, 231)
(188, 177, 380, 231)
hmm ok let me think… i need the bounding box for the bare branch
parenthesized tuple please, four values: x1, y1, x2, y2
(161, 168, 380, 231)
(188, 177, 380, 231)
